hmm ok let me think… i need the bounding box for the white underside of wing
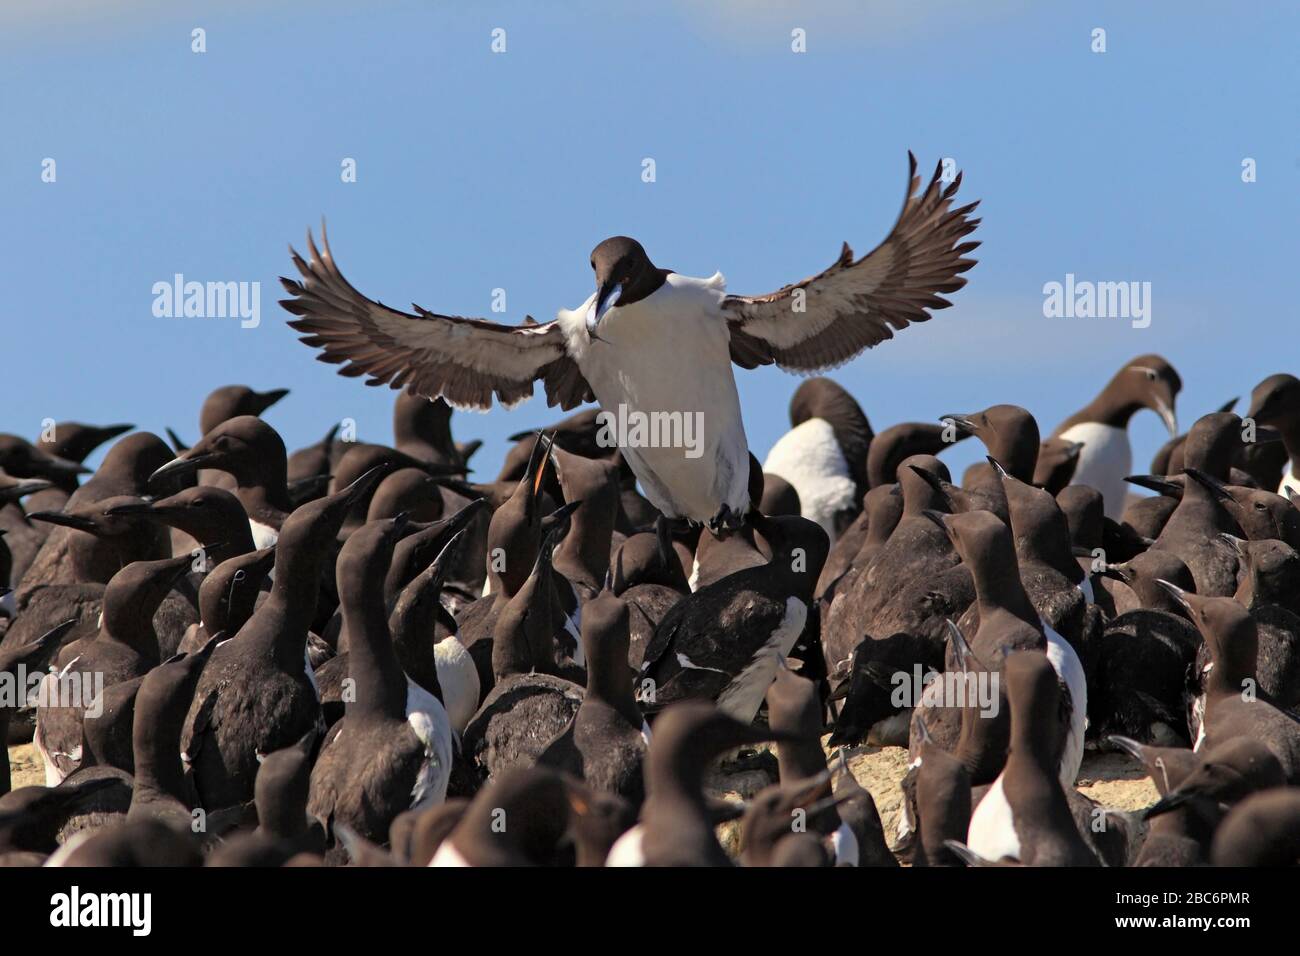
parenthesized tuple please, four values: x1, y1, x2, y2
(715, 597, 806, 724)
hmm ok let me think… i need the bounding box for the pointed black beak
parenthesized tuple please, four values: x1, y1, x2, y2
(986, 455, 1011, 480)
(1217, 532, 1248, 560)
(908, 465, 954, 512)
(1106, 735, 1149, 762)
(920, 509, 952, 537)
(1, 477, 52, 499)
(1124, 473, 1183, 497)
(36, 453, 92, 479)
(1097, 562, 1133, 584)
(940, 413, 976, 435)
(26, 510, 99, 533)
(1142, 789, 1195, 820)
(1184, 468, 1232, 502)
(1154, 578, 1193, 613)
(254, 388, 290, 414)
(341, 465, 389, 509)
(102, 500, 159, 519)
(149, 452, 214, 488)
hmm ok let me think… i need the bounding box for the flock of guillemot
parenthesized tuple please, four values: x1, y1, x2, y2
(2, 153, 1299, 867)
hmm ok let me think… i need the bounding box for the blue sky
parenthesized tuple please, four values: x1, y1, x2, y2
(3, 1, 1297, 481)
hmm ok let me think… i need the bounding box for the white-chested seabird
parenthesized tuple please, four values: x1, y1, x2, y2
(281, 154, 979, 529)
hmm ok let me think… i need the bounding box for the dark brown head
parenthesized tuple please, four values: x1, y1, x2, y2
(149, 415, 287, 490)
(105, 485, 251, 547)
(1056, 484, 1104, 550)
(990, 457, 1076, 576)
(586, 237, 668, 335)
(254, 730, 317, 840)
(898, 455, 952, 515)
(40, 422, 134, 465)
(1231, 536, 1300, 608)
(1181, 412, 1261, 478)
(1033, 437, 1084, 494)
(28, 495, 155, 540)
(940, 405, 1040, 480)
(199, 385, 289, 436)
(1105, 355, 1181, 436)
(101, 554, 195, 648)
(367, 467, 446, 523)
(1156, 583, 1256, 688)
(335, 515, 409, 615)
(1246, 373, 1300, 430)
(0, 435, 89, 482)
(925, 509, 1016, 584)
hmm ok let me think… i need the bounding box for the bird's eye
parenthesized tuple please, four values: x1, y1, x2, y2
(1146, 370, 1157, 381)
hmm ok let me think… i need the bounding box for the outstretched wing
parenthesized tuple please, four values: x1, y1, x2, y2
(723, 153, 980, 372)
(280, 225, 593, 411)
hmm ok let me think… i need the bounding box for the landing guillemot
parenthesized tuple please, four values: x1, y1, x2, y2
(281, 154, 979, 529)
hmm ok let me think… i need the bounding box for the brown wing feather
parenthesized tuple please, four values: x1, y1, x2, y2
(723, 153, 980, 372)
(280, 224, 593, 411)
